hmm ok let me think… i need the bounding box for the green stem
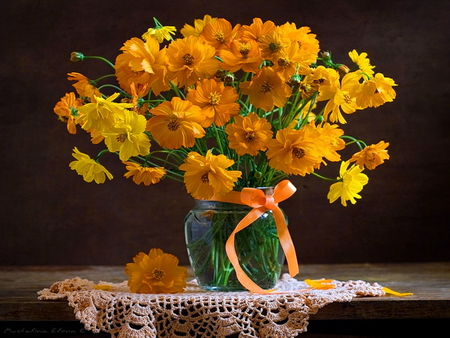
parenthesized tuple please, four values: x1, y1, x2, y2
(84, 55, 115, 69)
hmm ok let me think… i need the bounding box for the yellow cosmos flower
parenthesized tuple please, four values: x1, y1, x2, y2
(125, 248, 188, 294)
(67, 72, 101, 101)
(142, 25, 176, 43)
(200, 18, 240, 50)
(123, 162, 166, 186)
(239, 67, 292, 112)
(69, 147, 113, 184)
(186, 79, 240, 127)
(53, 92, 83, 134)
(348, 49, 375, 76)
(166, 35, 220, 88)
(258, 30, 290, 62)
(76, 93, 133, 132)
(349, 141, 390, 170)
(219, 39, 263, 73)
(225, 112, 273, 156)
(327, 161, 369, 207)
(180, 15, 217, 37)
(115, 37, 169, 96)
(266, 127, 323, 176)
(239, 18, 276, 42)
(179, 150, 242, 200)
(102, 110, 150, 162)
(311, 122, 345, 164)
(348, 72, 397, 109)
(147, 97, 205, 149)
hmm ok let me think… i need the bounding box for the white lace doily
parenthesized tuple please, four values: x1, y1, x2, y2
(38, 274, 385, 338)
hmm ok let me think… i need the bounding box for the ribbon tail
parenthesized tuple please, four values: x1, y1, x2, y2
(273, 206, 299, 277)
(225, 208, 271, 293)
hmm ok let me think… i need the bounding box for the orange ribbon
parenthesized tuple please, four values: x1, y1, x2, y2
(211, 180, 299, 293)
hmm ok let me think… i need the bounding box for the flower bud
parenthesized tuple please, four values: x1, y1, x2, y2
(70, 52, 85, 62)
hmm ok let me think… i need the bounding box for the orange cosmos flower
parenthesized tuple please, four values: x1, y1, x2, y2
(179, 150, 241, 200)
(258, 30, 290, 62)
(349, 141, 390, 170)
(67, 72, 101, 101)
(200, 18, 240, 50)
(115, 37, 169, 96)
(240, 18, 276, 42)
(53, 92, 83, 134)
(180, 15, 217, 37)
(225, 112, 273, 156)
(166, 35, 220, 88)
(348, 72, 397, 109)
(146, 97, 205, 149)
(219, 39, 263, 73)
(125, 248, 188, 294)
(277, 23, 320, 66)
(311, 122, 345, 165)
(239, 67, 292, 112)
(266, 127, 323, 176)
(123, 162, 166, 186)
(186, 79, 240, 127)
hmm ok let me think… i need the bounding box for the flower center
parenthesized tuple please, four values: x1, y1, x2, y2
(182, 53, 194, 65)
(209, 92, 221, 105)
(245, 132, 256, 142)
(152, 269, 164, 280)
(201, 173, 209, 183)
(343, 92, 352, 104)
(116, 134, 126, 143)
(260, 81, 273, 93)
(293, 147, 306, 158)
(239, 43, 251, 57)
(213, 31, 226, 43)
(277, 57, 290, 68)
(269, 42, 282, 52)
(167, 119, 180, 131)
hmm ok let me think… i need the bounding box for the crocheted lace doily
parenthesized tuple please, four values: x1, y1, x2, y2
(38, 274, 385, 338)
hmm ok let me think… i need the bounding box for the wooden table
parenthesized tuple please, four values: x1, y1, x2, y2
(1, 262, 449, 337)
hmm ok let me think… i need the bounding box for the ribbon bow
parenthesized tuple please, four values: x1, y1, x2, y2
(212, 180, 299, 293)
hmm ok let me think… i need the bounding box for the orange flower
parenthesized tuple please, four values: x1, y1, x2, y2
(266, 127, 323, 176)
(67, 72, 101, 101)
(125, 248, 188, 294)
(186, 79, 240, 127)
(219, 39, 263, 73)
(349, 141, 390, 170)
(225, 112, 273, 156)
(115, 37, 169, 96)
(146, 97, 205, 149)
(200, 18, 240, 50)
(53, 92, 83, 134)
(130, 82, 149, 115)
(123, 162, 166, 186)
(312, 122, 345, 164)
(166, 35, 220, 88)
(239, 67, 292, 112)
(239, 18, 276, 42)
(180, 15, 217, 37)
(277, 23, 320, 66)
(258, 30, 290, 62)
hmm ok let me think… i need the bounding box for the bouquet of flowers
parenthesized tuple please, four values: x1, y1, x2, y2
(55, 15, 395, 207)
(54, 15, 396, 292)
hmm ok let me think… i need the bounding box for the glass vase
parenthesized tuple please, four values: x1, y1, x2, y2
(184, 190, 286, 291)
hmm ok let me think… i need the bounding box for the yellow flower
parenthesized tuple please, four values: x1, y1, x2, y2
(349, 72, 397, 109)
(312, 122, 345, 164)
(146, 97, 205, 149)
(179, 150, 242, 200)
(180, 15, 217, 37)
(115, 37, 169, 96)
(166, 35, 220, 88)
(225, 112, 273, 156)
(266, 127, 323, 176)
(125, 248, 188, 294)
(186, 79, 240, 127)
(67, 72, 101, 101)
(348, 49, 375, 76)
(77, 93, 134, 132)
(277, 23, 320, 66)
(142, 25, 176, 43)
(69, 147, 113, 184)
(123, 162, 166, 186)
(53, 92, 83, 134)
(200, 18, 241, 50)
(239, 67, 292, 112)
(239, 18, 276, 42)
(349, 141, 390, 170)
(327, 161, 369, 206)
(102, 110, 150, 162)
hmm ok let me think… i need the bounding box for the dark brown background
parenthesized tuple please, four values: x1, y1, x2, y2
(1, 0, 449, 267)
